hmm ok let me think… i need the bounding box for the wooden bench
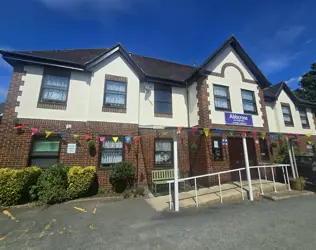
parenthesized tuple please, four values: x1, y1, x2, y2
(152, 169, 183, 194)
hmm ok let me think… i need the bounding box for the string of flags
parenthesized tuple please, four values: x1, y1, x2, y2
(13, 123, 315, 145)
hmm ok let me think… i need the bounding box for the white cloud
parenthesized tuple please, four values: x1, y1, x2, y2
(260, 52, 300, 74)
(285, 76, 302, 85)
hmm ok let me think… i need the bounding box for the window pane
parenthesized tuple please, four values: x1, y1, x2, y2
(102, 139, 123, 149)
(155, 102, 172, 114)
(282, 106, 290, 114)
(241, 91, 253, 101)
(33, 141, 60, 152)
(155, 141, 172, 151)
(215, 98, 229, 109)
(44, 75, 68, 89)
(106, 81, 126, 93)
(101, 150, 123, 164)
(155, 152, 172, 165)
(299, 110, 306, 117)
(42, 89, 67, 102)
(283, 115, 291, 122)
(214, 86, 228, 97)
(155, 89, 171, 102)
(301, 118, 308, 125)
(243, 102, 255, 112)
(105, 94, 125, 105)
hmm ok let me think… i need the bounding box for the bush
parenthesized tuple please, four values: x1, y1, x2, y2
(67, 166, 97, 199)
(110, 161, 135, 193)
(36, 164, 69, 205)
(0, 166, 41, 206)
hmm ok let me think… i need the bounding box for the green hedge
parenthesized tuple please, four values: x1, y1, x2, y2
(67, 166, 97, 199)
(0, 166, 41, 206)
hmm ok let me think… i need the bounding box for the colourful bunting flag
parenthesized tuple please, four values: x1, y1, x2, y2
(86, 135, 92, 141)
(251, 131, 257, 137)
(295, 133, 299, 139)
(278, 133, 283, 139)
(308, 141, 313, 145)
(73, 134, 79, 139)
(261, 132, 266, 140)
(192, 127, 198, 133)
(125, 136, 131, 143)
(113, 137, 119, 142)
(229, 130, 234, 136)
(306, 133, 312, 138)
(203, 128, 209, 137)
(14, 125, 23, 129)
(160, 132, 168, 136)
(215, 128, 222, 135)
(270, 132, 275, 140)
(31, 128, 38, 136)
(60, 133, 66, 138)
(134, 136, 141, 142)
(241, 131, 247, 136)
(177, 126, 183, 134)
(45, 131, 52, 138)
(99, 137, 105, 142)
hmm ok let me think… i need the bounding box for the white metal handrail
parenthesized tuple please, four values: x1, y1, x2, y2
(167, 164, 291, 210)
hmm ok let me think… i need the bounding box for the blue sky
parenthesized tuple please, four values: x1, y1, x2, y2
(0, 0, 315, 102)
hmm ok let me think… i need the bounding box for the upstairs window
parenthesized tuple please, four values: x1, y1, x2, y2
(299, 109, 309, 128)
(29, 136, 61, 168)
(39, 69, 70, 104)
(100, 137, 124, 166)
(213, 85, 231, 111)
(241, 89, 257, 114)
(104, 80, 127, 108)
(155, 85, 172, 115)
(281, 104, 294, 126)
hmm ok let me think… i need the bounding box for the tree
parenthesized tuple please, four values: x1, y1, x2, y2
(294, 62, 316, 103)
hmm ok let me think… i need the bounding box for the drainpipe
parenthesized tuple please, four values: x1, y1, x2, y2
(185, 81, 193, 177)
(242, 134, 254, 201)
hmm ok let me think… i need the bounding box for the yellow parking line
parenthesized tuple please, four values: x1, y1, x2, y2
(3, 210, 17, 222)
(92, 208, 97, 214)
(39, 219, 56, 238)
(0, 232, 11, 241)
(73, 207, 87, 213)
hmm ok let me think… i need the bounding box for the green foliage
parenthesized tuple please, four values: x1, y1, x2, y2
(67, 166, 97, 199)
(110, 161, 135, 193)
(36, 164, 69, 205)
(0, 167, 41, 206)
(274, 140, 300, 163)
(294, 62, 316, 103)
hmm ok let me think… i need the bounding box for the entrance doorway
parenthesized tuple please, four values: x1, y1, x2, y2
(228, 137, 257, 179)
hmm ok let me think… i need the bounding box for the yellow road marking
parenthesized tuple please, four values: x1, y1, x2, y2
(39, 219, 56, 238)
(0, 232, 11, 241)
(3, 210, 17, 221)
(73, 207, 87, 213)
(92, 208, 97, 214)
(89, 224, 95, 230)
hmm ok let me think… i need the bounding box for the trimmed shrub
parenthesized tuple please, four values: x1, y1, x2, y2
(110, 161, 135, 193)
(0, 166, 41, 206)
(67, 166, 97, 199)
(37, 164, 69, 205)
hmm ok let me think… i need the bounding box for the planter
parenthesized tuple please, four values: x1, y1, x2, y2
(290, 178, 305, 191)
(113, 181, 128, 193)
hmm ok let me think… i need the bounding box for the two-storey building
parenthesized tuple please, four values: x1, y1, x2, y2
(0, 36, 315, 187)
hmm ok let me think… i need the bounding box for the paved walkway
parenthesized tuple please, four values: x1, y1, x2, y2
(1, 195, 316, 249)
(146, 180, 289, 211)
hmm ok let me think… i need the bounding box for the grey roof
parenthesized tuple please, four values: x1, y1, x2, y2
(3, 48, 196, 83)
(264, 82, 316, 107)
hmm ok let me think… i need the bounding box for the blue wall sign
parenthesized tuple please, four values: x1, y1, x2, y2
(225, 112, 253, 126)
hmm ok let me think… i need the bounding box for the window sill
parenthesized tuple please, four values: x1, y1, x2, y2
(215, 108, 231, 112)
(302, 126, 310, 129)
(102, 106, 127, 113)
(37, 102, 67, 110)
(284, 123, 294, 127)
(154, 113, 173, 118)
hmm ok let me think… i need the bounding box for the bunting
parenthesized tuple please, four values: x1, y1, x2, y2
(134, 136, 141, 142)
(31, 128, 38, 136)
(229, 130, 234, 136)
(295, 133, 299, 139)
(177, 126, 183, 134)
(241, 131, 247, 136)
(113, 137, 119, 142)
(215, 128, 222, 135)
(261, 132, 266, 140)
(45, 131, 52, 138)
(308, 141, 313, 145)
(203, 128, 209, 137)
(60, 133, 66, 138)
(99, 137, 105, 142)
(270, 132, 275, 140)
(192, 127, 198, 133)
(125, 136, 131, 143)
(278, 133, 283, 139)
(251, 131, 257, 137)
(160, 132, 168, 136)
(73, 134, 79, 139)
(306, 133, 312, 138)
(85, 135, 92, 141)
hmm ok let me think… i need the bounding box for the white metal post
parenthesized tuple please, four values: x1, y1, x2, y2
(242, 135, 254, 201)
(286, 137, 297, 179)
(173, 136, 179, 212)
(291, 140, 299, 178)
